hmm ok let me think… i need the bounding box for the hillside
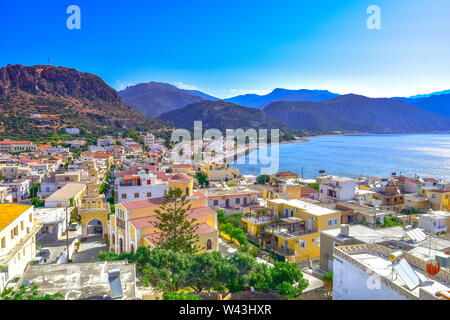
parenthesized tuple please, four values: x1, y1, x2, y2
(263, 94, 450, 133)
(0, 64, 170, 138)
(395, 94, 450, 117)
(159, 100, 289, 132)
(118, 82, 218, 118)
(225, 88, 339, 109)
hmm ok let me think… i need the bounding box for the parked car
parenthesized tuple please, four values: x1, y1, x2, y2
(33, 256, 45, 265)
(69, 223, 79, 231)
(37, 249, 50, 263)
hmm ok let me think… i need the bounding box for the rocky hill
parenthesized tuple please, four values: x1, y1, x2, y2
(0, 64, 170, 138)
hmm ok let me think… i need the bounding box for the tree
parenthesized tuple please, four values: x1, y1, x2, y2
(322, 271, 333, 300)
(196, 172, 209, 187)
(257, 175, 270, 185)
(153, 188, 200, 254)
(0, 283, 63, 300)
(270, 261, 309, 299)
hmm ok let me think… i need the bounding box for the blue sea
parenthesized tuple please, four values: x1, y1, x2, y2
(232, 134, 450, 181)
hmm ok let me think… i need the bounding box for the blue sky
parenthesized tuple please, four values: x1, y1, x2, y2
(0, 0, 449, 98)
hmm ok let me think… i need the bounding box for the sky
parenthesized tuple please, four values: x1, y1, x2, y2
(0, 0, 449, 99)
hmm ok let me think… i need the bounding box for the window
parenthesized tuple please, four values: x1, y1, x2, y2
(122, 193, 127, 199)
(206, 238, 213, 251)
(260, 226, 266, 233)
(213, 200, 219, 206)
(333, 242, 340, 248)
(1, 237, 5, 248)
(147, 192, 152, 197)
(29, 213, 32, 222)
(312, 237, 315, 244)
(317, 236, 320, 247)
(334, 217, 339, 226)
(14, 226, 18, 236)
(11, 230, 14, 239)
(236, 198, 240, 204)
(134, 193, 139, 198)
(186, 188, 190, 196)
(299, 240, 306, 249)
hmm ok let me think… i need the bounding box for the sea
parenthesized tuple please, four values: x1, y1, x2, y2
(231, 134, 450, 181)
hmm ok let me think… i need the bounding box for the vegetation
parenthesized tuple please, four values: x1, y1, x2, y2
(322, 271, 333, 300)
(300, 182, 320, 191)
(217, 211, 247, 245)
(378, 217, 403, 228)
(163, 291, 203, 300)
(257, 175, 270, 185)
(195, 172, 209, 187)
(99, 247, 308, 299)
(152, 188, 200, 254)
(0, 283, 63, 300)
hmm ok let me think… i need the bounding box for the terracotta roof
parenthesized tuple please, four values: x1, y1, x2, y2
(0, 141, 32, 144)
(129, 206, 215, 229)
(37, 145, 52, 150)
(122, 197, 165, 210)
(276, 171, 298, 177)
(423, 178, 439, 183)
(93, 153, 112, 158)
(123, 175, 140, 181)
(143, 223, 217, 245)
(299, 185, 319, 194)
(169, 173, 193, 182)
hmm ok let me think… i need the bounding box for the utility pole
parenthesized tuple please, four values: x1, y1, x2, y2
(66, 207, 69, 263)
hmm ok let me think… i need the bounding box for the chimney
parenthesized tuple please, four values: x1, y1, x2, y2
(340, 224, 349, 236)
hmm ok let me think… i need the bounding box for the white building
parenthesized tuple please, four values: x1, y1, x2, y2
(319, 177, 356, 203)
(97, 136, 114, 147)
(115, 171, 168, 202)
(418, 211, 448, 235)
(0, 204, 41, 292)
(34, 207, 69, 241)
(65, 128, 80, 135)
(333, 243, 450, 300)
(0, 179, 31, 203)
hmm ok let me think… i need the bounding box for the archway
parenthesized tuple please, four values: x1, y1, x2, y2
(119, 237, 124, 254)
(87, 219, 103, 236)
(206, 238, 213, 251)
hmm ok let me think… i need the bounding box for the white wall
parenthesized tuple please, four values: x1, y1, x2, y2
(332, 255, 408, 300)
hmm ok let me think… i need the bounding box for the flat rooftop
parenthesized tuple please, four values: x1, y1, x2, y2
(201, 186, 261, 197)
(336, 245, 450, 299)
(23, 261, 136, 300)
(46, 183, 86, 201)
(269, 198, 338, 216)
(321, 225, 405, 243)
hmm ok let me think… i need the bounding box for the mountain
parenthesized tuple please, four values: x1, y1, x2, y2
(159, 100, 289, 132)
(118, 82, 218, 118)
(409, 90, 450, 99)
(187, 90, 219, 101)
(394, 94, 450, 117)
(263, 94, 450, 133)
(225, 88, 339, 109)
(0, 64, 170, 138)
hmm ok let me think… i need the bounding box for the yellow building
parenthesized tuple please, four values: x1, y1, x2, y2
(424, 189, 450, 211)
(201, 163, 240, 182)
(79, 161, 110, 237)
(0, 204, 41, 292)
(260, 198, 341, 263)
(110, 173, 218, 254)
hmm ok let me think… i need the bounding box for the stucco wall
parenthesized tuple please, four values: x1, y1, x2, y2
(332, 255, 408, 300)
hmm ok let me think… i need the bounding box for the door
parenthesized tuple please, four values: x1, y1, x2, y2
(225, 199, 230, 207)
(250, 225, 254, 236)
(307, 218, 313, 232)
